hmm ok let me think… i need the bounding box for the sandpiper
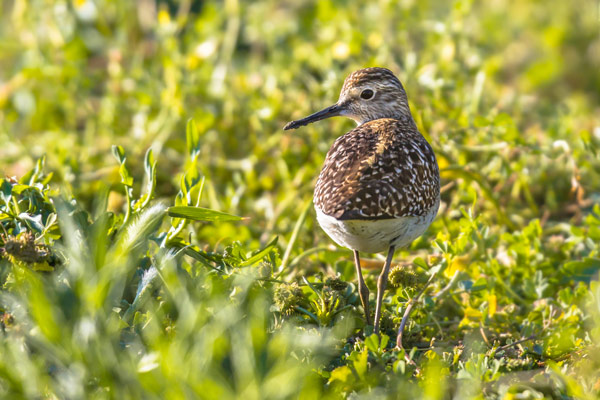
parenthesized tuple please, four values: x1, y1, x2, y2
(284, 67, 440, 343)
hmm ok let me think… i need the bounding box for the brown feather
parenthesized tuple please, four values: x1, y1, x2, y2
(314, 118, 439, 220)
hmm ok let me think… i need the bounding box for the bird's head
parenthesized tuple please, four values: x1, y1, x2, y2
(284, 67, 414, 130)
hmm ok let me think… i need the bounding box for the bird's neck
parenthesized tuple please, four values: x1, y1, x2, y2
(355, 108, 417, 129)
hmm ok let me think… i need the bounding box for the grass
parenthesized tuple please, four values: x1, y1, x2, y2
(1, 0, 600, 398)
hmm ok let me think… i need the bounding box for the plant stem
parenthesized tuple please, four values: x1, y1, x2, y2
(277, 199, 311, 277)
(396, 268, 439, 351)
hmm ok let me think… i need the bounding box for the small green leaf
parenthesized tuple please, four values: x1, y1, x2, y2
(167, 206, 242, 222)
(19, 212, 44, 232)
(111, 145, 126, 163)
(30, 155, 46, 185)
(328, 365, 353, 384)
(365, 334, 379, 352)
(11, 184, 30, 195)
(144, 148, 155, 176)
(186, 119, 201, 160)
(0, 179, 12, 204)
(238, 236, 278, 267)
(380, 334, 389, 349)
(182, 169, 203, 205)
(353, 348, 368, 379)
(413, 257, 428, 270)
(119, 164, 134, 187)
(141, 149, 157, 208)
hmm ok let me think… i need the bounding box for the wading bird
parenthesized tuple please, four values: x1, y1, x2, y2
(284, 68, 440, 346)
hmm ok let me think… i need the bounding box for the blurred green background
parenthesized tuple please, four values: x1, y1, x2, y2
(1, 0, 600, 398)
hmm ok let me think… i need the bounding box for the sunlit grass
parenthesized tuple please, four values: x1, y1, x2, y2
(1, 0, 600, 398)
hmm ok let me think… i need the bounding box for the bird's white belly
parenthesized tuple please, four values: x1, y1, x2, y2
(315, 203, 438, 253)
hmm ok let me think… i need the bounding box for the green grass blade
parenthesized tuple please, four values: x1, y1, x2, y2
(166, 206, 242, 222)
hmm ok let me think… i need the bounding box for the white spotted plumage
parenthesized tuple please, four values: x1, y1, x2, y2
(313, 117, 440, 225)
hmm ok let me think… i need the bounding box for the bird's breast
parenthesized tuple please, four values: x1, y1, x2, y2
(315, 200, 439, 253)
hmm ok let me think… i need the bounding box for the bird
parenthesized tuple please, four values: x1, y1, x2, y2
(283, 67, 440, 344)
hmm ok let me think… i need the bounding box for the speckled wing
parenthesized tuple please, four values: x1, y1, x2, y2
(313, 118, 440, 220)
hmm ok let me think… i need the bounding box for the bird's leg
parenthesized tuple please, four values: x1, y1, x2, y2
(374, 245, 395, 335)
(353, 250, 371, 326)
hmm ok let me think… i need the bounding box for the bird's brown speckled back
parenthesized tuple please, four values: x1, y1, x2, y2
(314, 118, 439, 220)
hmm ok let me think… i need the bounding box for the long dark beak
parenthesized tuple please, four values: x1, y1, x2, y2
(283, 103, 343, 130)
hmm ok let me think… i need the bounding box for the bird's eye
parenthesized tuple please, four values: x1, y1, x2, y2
(360, 89, 374, 100)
